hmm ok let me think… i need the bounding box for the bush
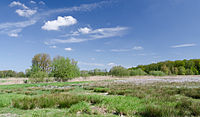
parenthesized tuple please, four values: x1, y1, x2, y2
(29, 71, 48, 83)
(139, 105, 176, 117)
(12, 94, 82, 110)
(80, 70, 90, 78)
(129, 69, 147, 76)
(67, 101, 91, 114)
(149, 71, 166, 76)
(109, 66, 129, 77)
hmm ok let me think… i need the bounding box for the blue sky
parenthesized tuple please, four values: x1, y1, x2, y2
(0, 0, 200, 72)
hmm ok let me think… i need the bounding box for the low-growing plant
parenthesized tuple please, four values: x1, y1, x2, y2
(67, 101, 91, 114)
(12, 94, 82, 109)
(29, 71, 48, 83)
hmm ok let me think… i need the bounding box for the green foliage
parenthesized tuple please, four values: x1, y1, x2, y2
(109, 66, 129, 77)
(130, 59, 200, 75)
(16, 72, 25, 77)
(67, 101, 91, 114)
(88, 69, 108, 76)
(178, 66, 186, 75)
(51, 56, 80, 81)
(80, 70, 90, 77)
(129, 68, 147, 76)
(12, 94, 82, 110)
(29, 71, 48, 83)
(185, 69, 194, 75)
(149, 71, 166, 76)
(32, 53, 51, 72)
(0, 70, 17, 78)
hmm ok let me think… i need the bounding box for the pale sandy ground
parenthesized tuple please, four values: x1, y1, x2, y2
(0, 75, 200, 85)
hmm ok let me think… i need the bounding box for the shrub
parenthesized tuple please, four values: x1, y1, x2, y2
(149, 71, 166, 76)
(12, 94, 82, 110)
(80, 70, 90, 78)
(67, 101, 91, 114)
(129, 69, 147, 76)
(109, 66, 129, 77)
(139, 105, 176, 117)
(29, 71, 48, 83)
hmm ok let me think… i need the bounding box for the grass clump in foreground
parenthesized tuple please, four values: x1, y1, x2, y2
(83, 81, 200, 116)
(12, 93, 82, 109)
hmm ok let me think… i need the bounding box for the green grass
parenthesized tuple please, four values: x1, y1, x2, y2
(0, 80, 200, 116)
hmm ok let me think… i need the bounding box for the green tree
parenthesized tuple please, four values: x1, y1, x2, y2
(178, 66, 186, 75)
(17, 72, 25, 77)
(129, 69, 147, 76)
(32, 53, 51, 72)
(185, 69, 194, 75)
(51, 56, 80, 81)
(109, 66, 129, 77)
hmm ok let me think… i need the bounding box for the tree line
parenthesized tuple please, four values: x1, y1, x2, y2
(1, 54, 200, 80)
(129, 59, 200, 75)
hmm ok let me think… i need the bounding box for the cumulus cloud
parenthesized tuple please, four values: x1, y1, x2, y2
(78, 27, 92, 34)
(45, 26, 128, 44)
(10, 1, 37, 17)
(16, 9, 37, 17)
(3, 1, 111, 37)
(42, 16, 77, 31)
(171, 43, 196, 48)
(64, 48, 72, 51)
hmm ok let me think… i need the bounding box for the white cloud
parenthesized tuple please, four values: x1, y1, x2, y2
(10, 1, 37, 17)
(9, 1, 28, 9)
(2, 1, 111, 37)
(39, 1, 45, 5)
(0, 20, 36, 37)
(133, 46, 143, 50)
(30, 1, 36, 4)
(41, 1, 110, 17)
(42, 16, 77, 31)
(46, 26, 128, 44)
(50, 46, 57, 48)
(78, 27, 92, 34)
(16, 9, 37, 17)
(171, 43, 196, 48)
(64, 48, 72, 51)
(7, 29, 22, 37)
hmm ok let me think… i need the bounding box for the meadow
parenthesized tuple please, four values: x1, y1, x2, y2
(0, 76, 200, 117)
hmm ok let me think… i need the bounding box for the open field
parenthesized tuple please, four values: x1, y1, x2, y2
(1, 75, 200, 85)
(0, 76, 200, 116)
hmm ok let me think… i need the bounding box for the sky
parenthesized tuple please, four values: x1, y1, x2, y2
(0, 0, 200, 72)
